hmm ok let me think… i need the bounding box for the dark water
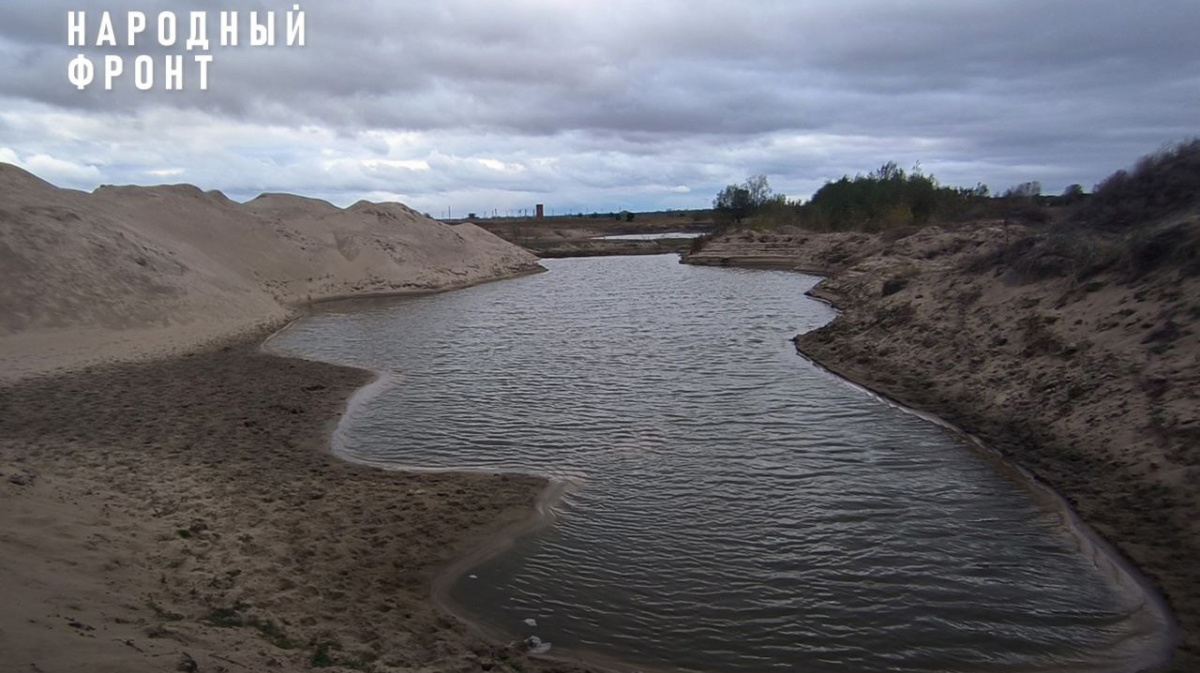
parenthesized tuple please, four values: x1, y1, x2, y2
(267, 255, 1170, 673)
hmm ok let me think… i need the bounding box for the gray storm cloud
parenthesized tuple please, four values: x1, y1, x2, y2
(0, 0, 1196, 212)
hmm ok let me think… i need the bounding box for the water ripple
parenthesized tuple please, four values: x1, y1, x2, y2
(269, 254, 1169, 673)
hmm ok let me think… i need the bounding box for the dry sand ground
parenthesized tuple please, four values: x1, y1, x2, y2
(685, 220, 1200, 671)
(0, 335, 595, 673)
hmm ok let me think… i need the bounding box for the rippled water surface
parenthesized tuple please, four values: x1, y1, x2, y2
(269, 255, 1168, 673)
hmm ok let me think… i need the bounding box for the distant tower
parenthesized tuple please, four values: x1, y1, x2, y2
(536, 204, 544, 220)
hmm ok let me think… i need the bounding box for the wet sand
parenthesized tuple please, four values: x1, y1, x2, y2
(0, 334, 594, 673)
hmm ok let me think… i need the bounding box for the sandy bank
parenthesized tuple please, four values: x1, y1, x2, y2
(684, 221, 1200, 671)
(0, 331, 603, 673)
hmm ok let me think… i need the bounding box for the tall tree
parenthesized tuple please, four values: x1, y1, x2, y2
(714, 185, 753, 223)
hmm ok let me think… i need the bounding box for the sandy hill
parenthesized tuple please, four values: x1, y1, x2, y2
(0, 163, 540, 380)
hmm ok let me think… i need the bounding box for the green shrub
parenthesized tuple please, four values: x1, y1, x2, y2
(311, 642, 333, 668)
(796, 162, 992, 232)
(964, 219, 1199, 285)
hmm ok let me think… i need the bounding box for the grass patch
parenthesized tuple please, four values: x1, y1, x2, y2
(146, 600, 184, 622)
(205, 604, 246, 628)
(306, 641, 380, 671)
(310, 642, 334, 668)
(206, 604, 296, 650)
(246, 615, 296, 650)
(337, 653, 378, 672)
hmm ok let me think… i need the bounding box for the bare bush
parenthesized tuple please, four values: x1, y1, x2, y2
(1080, 139, 1200, 230)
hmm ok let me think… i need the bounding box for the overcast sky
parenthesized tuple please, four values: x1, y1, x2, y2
(1, 0, 1197, 214)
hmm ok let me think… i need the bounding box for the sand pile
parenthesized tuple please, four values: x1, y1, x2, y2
(0, 163, 540, 380)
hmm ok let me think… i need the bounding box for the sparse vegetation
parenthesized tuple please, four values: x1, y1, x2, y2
(310, 642, 334, 668)
(307, 639, 380, 671)
(1078, 139, 1200, 230)
(146, 600, 184, 621)
(967, 140, 1200, 284)
(250, 616, 297, 650)
(695, 140, 1200, 284)
(1056, 183, 1087, 206)
(206, 605, 246, 628)
(1003, 181, 1042, 199)
(207, 603, 297, 650)
(713, 174, 786, 225)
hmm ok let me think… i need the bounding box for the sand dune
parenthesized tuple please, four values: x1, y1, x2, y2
(0, 163, 540, 381)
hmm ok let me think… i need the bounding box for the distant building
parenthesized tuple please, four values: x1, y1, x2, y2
(536, 204, 544, 219)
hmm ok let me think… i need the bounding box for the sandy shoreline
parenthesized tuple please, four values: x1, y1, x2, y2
(683, 223, 1200, 671)
(0, 329, 597, 673)
(791, 326, 1178, 671)
(261, 293, 634, 673)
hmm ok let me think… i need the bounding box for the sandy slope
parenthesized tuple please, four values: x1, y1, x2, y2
(0, 163, 540, 381)
(685, 221, 1200, 671)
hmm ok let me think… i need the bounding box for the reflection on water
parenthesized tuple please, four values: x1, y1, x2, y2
(268, 255, 1170, 673)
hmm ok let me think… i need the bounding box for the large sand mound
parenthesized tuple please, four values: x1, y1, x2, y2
(0, 163, 540, 380)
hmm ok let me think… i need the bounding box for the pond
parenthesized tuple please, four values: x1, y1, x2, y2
(267, 254, 1170, 673)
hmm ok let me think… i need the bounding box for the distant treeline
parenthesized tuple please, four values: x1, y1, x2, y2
(710, 139, 1190, 236)
(713, 163, 1086, 233)
(713, 139, 1199, 236)
(703, 140, 1200, 281)
(794, 162, 991, 231)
